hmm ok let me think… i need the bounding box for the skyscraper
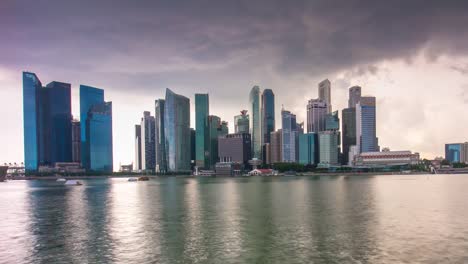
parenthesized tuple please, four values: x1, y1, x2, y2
(86, 102, 113, 172)
(356, 96, 378, 153)
(262, 89, 275, 144)
(135, 124, 142, 171)
(318, 131, 340, 166)
(23, 72, 73, 172)
(307, 99, 328, 133)
(342, 107, 356, 165)
(155, 99, 166, 173)
(249, 86, 262, 159)
(72, 120, 81, 163)
(298, 133, 318, 165)
(348, 86, 362, 108)
(164, 88, 191, 172)
(281, 109, 297, 162)
(195, 94, 210, 168)
(140, 111, 155, 171)
(234, 110, 249, 134)
(270, 130, 283, 164)
(444, 143, 468, 163)
(318, 79, 332, 113)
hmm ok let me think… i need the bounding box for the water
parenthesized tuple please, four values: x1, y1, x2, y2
(1, 175, 468, 263)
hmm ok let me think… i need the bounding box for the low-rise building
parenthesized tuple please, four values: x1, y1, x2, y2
(354, 150, 420, 167)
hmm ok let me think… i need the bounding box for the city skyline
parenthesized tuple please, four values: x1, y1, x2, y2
(2, 1, 468, 167)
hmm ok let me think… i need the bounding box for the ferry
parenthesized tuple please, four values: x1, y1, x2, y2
(0, 166, 7, 182)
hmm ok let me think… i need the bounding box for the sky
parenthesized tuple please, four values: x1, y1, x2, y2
(1, 0, 468, 168)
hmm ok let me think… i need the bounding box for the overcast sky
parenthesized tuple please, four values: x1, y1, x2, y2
(1, 0, 468, 167)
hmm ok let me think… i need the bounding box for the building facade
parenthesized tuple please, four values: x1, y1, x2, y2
(342, 107, 356, 165)
(86, 102, 113, 172)
(140, 111, 155, 171)
(249, 86, 262, 159)
(354, 150, 420, 167)
(298, 133, 318, 165)
(356, 96, 378, 153)
(134, 124, 142, 171)
(164, 88, 191, 172)
(195, 94, 210, 168)
(281, 109, 297, 162)
(262, 89, 275, 144)
(445, 143, 468, 163)
(234, 110, 249, 134)
(218, 133, 252, 166)
(72, 120, 81, 164)
(270, 130, 282, 164)
(307, 99, 328, 133)
(318, 79, 332, 113)
(318, 131, 340, 166)
(348, 86, 361, 108)
(155, 99, 166, 173)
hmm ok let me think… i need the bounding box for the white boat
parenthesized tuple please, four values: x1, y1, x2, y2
(128, 178, 138, 182)
(56, 178, 67, 182)
(65, 180, 82, 186)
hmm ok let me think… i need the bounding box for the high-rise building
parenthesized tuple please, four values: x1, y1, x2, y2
(80, 85, 113, 172)
(140, 111, 155, 171)
(190, 128, 196, 168)
(318, 79, 332, 113)
(155, 99, 166, 173)
(234, 110, 249, 134)
(445, 143, 468, 163)
(342, 107, 356, 165)
(348, 86, 361, 108)
(307, 98, 328, 133)
(135, 124, 142, 171)
(270, 129, 283, 163)
(72, 120, 81, 164)
(86, 102, 113, 172)
(298, 133, 318, 165)
(218, 133, 252, 167)
(164, 88, 191, 172)
(262, 89, 275, 144)
(281, 109, 297, 162)
(220, 121, 229, 136)
(325, 111, 340, 131)
(356, 96, 378, 153)
(249, 86, 262, 159)
(23, 72, 73, 172)
(195, 94, 210, 168)
(318, 131, 340, 166)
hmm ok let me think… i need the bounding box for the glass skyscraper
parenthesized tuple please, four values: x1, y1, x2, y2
(80, 85, 113, 172)
(135, 124, 142, 170)
(249, 86, 262, 159)
(195, 94, 210, 168)
(298, 133, 318, 165)
(262, 89, 275, 144)
(356, 96, 378, 153)
(307, 99, 328, 133)
(318, 79, 332, 113)
(445, 143, 462, 163)
(342, 107, 356, 165)
(164, 88, 191, 172)
(23, 72, 73, 172)
(155, 99, 167, 173)
(86, 102, 113, 172)
(234, 110, 249, 134)
(281, 109, 297, 162)
(140, 111, 155, 171)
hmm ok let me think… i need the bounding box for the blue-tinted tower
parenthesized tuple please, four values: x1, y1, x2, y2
(86, 102, 113, 172)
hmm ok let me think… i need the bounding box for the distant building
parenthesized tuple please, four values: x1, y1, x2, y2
(134, 125, 142, 171)
(348, 86, 361, 108)
(80, 85, 113, 172)
(356, 96, 378, 153)
(281, 109, 297, 162)
(354, 150, 420, 167)
(318, 79, 332, 113)
(263, 143, 271, 165)
(190, 128, 196, 168)
(195, 94, 210, 169)
(234, 110, 249, 134)
(262, 89, 275, 144)
(342, 107, 356, 165)
(270, 130, 282, 163)
(72, 120, 81, 164)
(165, 88, 191, 172)
(445, 143, 468, 163)
(298, 133, 319, 165)
(140, 111, 155, 171)
(218, 133, 252, 167)
(307, 98, 328, 133)
(23, 72, 73, 172)
(318, 131, 340, 167)
(155, 99, 167, 173)
(207, 116, 229, 168)
(249, 86, 262, 159)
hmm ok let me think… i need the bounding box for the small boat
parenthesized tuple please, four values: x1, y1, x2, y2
(138, 176, 149, 181)
(56, 178, 67, 182)
(65, 180, 82, 186)
(128, 178, 138, 182)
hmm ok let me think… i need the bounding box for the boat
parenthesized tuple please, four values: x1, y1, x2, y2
(0, 166, 7, 182)
(128, 178, 138, 182)
(56, 178, 67, 182)
(138, 176, 149, 181)
(65, 180, 82, 186)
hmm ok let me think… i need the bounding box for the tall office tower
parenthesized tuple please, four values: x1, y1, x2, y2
(342, 107, 356, 165)
(356, 96, 378, 153)
(155, 99, 166, 173)
(318, 131, 340, 166)
(140, 111, 155, 171)
(135, 124, 142, 171)
(218, 133, 252, 167)
(23, 72, 73, 172)
(190, 128, 196, 168)
(348, 86, 362, 108)
(234, 110, 249, 134)
(318, 79, 332, 113)
(262, 89, 275, 144)
(164, 88, 191, 172)
(249, 86, 262, 159)
(72, 120, 81, 163)
(307, 98, 328, 133)
(445, 143, 462, 163)
(80, 85, 113, 172)
(87, 102, 113, 172)
(220, 121, 229, 135)
(195, 94, 210, 168)
(270, 129, 283, 163)
(208, 115, 227, 168)
(298, 133, 318, 165)
(281, 109, 297, 162)
(263, 143, 271, 164)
